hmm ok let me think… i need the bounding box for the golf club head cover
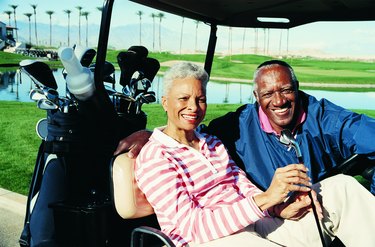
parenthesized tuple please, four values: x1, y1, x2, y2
(19, 60, 58, 90)
(128, 46, 149, 59)
(140, 57, 160, 82)
(117, 50, 143, 87)
(58, 47, 96, 101)
(73, 45, 97, 67)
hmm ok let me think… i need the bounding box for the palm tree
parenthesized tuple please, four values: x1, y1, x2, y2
(278, 29, 283, 56)
(9, 5, 18, 41)
(179, 17, 184, 54)
(267, 28, 270, 55)
(97, 7, 103, 29)
(228, 27, 232, 60)
(45, 10, 54, 47)
(263, 28, 266, 55)
(30, 4, 38, 46)
(24, 13, 33, 45)
(81, 11, 90, 47)
(63, 10, 72, 46)
(136, 11, 143, 45)
(76, 6, 83, 45)
(286, 29, 290, 56)
(242, 28, 246, 54)
(157, 12, 165, 52)
(3, 11, 12, 26)
(151, 13, 157, 51)
(194, 20, 200, 52)
(254, 28, 258, 54)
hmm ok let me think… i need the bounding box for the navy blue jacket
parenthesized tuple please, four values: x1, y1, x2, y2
(204, 91, 375, 193)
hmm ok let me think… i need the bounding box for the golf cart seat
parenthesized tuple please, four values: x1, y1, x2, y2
(110, 153, 175, 247)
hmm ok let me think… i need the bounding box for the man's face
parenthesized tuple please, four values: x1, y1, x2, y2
(253, 65, 299, 134)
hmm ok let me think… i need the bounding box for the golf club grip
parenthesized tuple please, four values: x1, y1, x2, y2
(308, 191, 326, 247)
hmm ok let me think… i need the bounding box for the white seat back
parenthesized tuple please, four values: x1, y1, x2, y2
(112, 153, 154, 219)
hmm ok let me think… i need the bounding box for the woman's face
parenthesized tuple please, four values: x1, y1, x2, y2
(162, 77, 207, 132)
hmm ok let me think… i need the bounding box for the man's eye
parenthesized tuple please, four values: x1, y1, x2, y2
(282, 89, 294, 94)
(179, 97, 188, 101)
(262, 93, 273, 98)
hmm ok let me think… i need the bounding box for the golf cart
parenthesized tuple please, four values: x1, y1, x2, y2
(110, 0, 375, 246)
(20, 0, 375, 246)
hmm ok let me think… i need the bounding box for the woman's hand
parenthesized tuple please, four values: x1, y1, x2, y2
(275, 190, 323, 220)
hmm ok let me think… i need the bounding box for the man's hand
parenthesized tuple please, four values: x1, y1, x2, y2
(114, 130, 152, 157)
(265, 164, 312, 205)
(276, 190, 323, 221)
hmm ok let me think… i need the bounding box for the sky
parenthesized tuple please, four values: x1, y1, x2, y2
(1, 0, 375, 59)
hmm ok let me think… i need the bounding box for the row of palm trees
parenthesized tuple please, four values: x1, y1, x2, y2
(3, 4, 95, 48)
(135, 10, 289, 56)
(3, 4, 288, 56)
(136, 11, 165, 52)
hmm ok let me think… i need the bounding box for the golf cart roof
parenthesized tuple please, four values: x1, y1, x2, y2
(130, 0, 375, 28)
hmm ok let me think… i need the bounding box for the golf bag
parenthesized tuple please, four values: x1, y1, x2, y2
(19, 45, 160, 246)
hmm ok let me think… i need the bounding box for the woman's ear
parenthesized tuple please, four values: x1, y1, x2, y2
(161, 96, 168, 112)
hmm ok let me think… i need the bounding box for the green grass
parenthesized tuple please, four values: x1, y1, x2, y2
(3, 50, 373, 88)
(1, 101, 374, 195)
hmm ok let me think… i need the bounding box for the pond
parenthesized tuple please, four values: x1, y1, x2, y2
(1, 69, 375, 110)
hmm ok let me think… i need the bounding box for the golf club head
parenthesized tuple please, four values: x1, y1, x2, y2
(117, 50, 144, 87)
(89, 61, 116, 84)
(104, 84, 117, 96)
(140, 78, 152, 91)
(280, 129, 303, 159)
(19, 60, 58, 90)
(74, 45, 96, 67)
(29, 88, 46, 101)
(142, 91, 156, 103)
(90, 61, 115, 84)
(43, 87, 59, 104)
(37, 98, 59, 111)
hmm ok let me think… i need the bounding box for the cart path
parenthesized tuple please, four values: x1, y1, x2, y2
(160, 60, 375, 88)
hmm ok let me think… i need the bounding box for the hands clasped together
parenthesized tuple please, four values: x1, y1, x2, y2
(259, 164, 323, 220)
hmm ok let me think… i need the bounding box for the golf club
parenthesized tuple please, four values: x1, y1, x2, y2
(279, 129, 326, 247)
(29, 88, 46, 101)
(37, 98, 59, 111)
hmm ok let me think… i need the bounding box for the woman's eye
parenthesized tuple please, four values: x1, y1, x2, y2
(199, 98, 206, 103)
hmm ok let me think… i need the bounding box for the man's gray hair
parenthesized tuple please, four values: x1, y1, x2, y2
(253, 60, 299, 91)
(163, 62, 209, 96)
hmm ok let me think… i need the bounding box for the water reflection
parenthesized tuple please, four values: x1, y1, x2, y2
(1, 68, 375, 110)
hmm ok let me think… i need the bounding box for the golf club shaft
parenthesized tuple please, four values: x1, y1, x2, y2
(308, 191, 326, 247)
(299, 156, 326, 247)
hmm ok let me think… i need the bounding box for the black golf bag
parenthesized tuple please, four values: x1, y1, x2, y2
(19, 45, 160, 247)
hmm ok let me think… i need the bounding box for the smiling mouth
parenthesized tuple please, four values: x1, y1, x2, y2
(273, 108, 289, 114)
(182, 114, 199, 120)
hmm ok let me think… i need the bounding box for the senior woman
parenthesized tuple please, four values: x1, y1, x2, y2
(134, 62, 375, 247)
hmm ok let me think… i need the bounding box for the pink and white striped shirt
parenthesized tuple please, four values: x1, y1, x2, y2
(135, 128, 269, 247)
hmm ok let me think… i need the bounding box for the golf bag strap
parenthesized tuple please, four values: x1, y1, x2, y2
(19, 141, 46, 247)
